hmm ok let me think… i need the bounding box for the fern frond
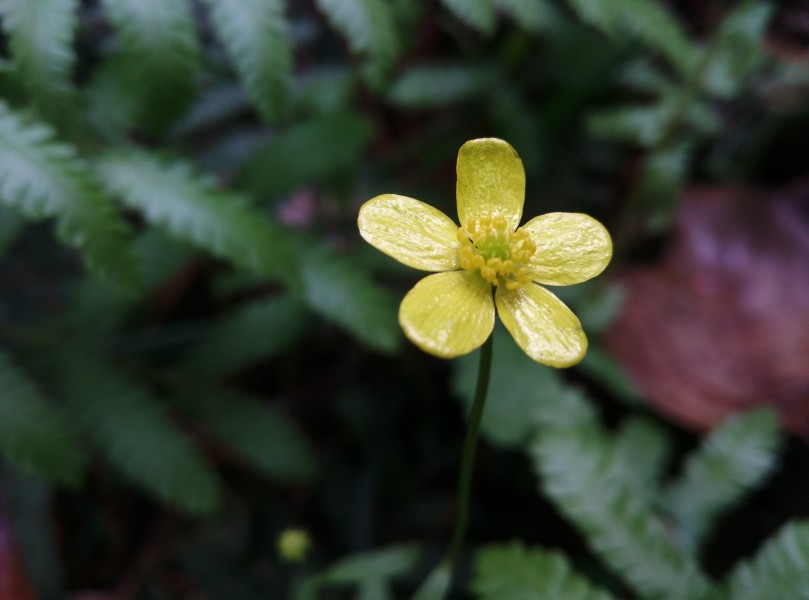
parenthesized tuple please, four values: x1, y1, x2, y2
(662, 408, 781, 555)
(82, 55, 140, 141)
(99, 0, 202, 129)
(701, 1, 774, 99)
(495, 0, 560, 33)
(94, 148, 295, 284)
(726, 520, 809, 600)
(315, 0, 399, 87)
(60, 352, 222, 514)
(180, 294, 307, 378)
(201, 0, 292, 123)
(0, 350, 88, 486)
(564, 0, 697, 76)
(614, 416, 671, 502)
(172, 387, 317, 483)
(0, 0, 79, 128)
(637, 141, 693, 232)
(388, 64, 492, 108)
(531, 424, 713, 600)
(587, 104, 668, 147)
(474, 542, 616, 600)
(299, 242, 400, 353)
(0, 101, 140, 287)
(440, 0, 496, 35)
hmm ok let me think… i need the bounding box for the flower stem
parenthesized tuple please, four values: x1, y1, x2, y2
(447, 333, 493, 569)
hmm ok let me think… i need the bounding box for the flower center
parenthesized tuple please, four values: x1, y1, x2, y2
(457, 215, 536, 290)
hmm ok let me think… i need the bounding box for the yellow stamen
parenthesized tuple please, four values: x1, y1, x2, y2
(456, 215, 536, 291)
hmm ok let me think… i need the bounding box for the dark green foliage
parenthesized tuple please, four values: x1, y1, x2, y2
(99, 0, 202, 129)
(0, 0, 78, 129)
(0, 350, 87, 486)
(0, 101, 140, 287)
(0, 0, 806, 595)
(60, 352, 222, 515)
(474, 543, 615, 600)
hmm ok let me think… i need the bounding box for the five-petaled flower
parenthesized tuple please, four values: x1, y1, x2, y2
(357, 138, 612, 367)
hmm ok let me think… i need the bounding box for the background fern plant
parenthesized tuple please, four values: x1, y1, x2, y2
(1, 0, 808, 597)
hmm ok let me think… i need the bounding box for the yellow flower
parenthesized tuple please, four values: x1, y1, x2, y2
(357, 138, 612, 367)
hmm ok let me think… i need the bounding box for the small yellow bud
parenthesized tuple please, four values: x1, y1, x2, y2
(278, 528, 311, 563)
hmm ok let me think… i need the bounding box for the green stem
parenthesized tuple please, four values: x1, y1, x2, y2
(447, 333, 493, 568)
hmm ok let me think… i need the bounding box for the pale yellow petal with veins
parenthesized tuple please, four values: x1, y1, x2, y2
(495, 284, 587, 367)
(522, 212, 612, 286)
(457, 138, 525, 232)
(399, 271, 495, 358)
(358, 194, 460, 272)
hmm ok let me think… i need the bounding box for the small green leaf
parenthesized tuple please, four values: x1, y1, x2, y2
(495, 0, 561, 33)
(701, 1, 774, 99)
(663, 408, 781, 555)
(181, 295, 308, 378)
(60, 353, 222, 514)
(0, 350, 88, 487)
(241, 111, 373, 200)
(389, 64, 492, 109)
(440, 0, 496, 35)
(474, 542, 615, 600)
(100, 0, 202, 129)
(172, 387, 318, 484)
(315, 0, 400, 86)
(201, 0, 293, 123)
(0, 0, 79, 129)
(413, 563, 452, 600)
(321, 544, 421, 585)
(0, 101, 140, 287)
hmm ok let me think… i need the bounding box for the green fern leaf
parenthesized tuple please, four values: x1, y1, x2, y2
(180, 294, 308, 378)
(587, 104, 668, 147)
(726, 520, 809, 600)
(321, 544, 420, 586)
(474, 542, 616, 600)
(531, 424, 712, 600)
(388, 64, 492, 108)
(440, 0, 496, 35)
(60, 353, 222, 514)
(614, 416, 671, 502)
(0, 0, 79, 128)
(241, 111, 373, 201)
(636, 141, 693, 233)
(315, 0, 400, 87)
(299, 242, 400, 353)
(82, 55, 141, 141)
(94, 147, 295, 284)
(99, 0, 202, 129)
(172, 387, 317, 483)
(495, 0, 560, 33)
(0, 350, 88, 487)
(201, 0, 292, 123)
(565, 0, 696, 75)
(701, 1, 774, 99)
(662, 408, 781, 555)
(0, 101, 141, 287)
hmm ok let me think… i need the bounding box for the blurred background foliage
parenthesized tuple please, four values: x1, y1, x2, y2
(1, 0, 809, 598)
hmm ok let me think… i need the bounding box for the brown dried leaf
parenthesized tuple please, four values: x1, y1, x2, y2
(606, 185, 809, 436)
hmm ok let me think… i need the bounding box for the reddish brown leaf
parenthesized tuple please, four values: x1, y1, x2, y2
(606, 185, 809, 436)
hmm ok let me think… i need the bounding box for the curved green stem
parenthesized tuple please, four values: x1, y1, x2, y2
(447, 333, 493, 568)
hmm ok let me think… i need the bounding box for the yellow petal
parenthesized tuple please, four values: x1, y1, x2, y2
(358, 194, 460, 272)
(495, 284, 587, 367)
(456, 138, 525, 231)
(522, 212, 612, 286)
(399, 271, 494, 358)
